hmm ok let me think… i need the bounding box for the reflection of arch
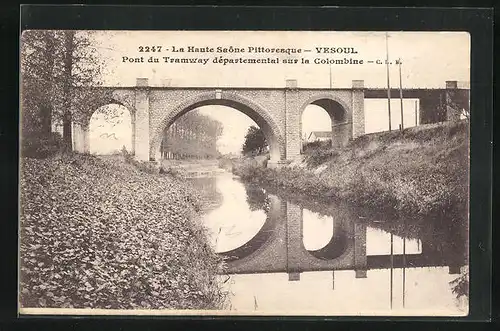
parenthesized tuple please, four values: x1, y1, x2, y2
(219, 182, 277, 261)
(219, 211, 275, 261)
(150, 92, 286, 162)
(306, 227, 348, 260)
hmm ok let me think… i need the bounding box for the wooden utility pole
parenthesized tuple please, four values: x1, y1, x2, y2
(403, 235, 406, 308)
(390, 232, 394, 309)
(398, 58, 404, 131)
(385, 32, 392, 131)
(329, 64, 332, 88)
(414, 100, 418, 126)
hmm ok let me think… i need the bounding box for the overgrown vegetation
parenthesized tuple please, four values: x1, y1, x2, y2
(234, 121, 469, 220)
(19, 153, 227, 310)
(21, 131, 63, 159)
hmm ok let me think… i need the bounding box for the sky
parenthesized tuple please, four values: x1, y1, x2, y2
(84, 31, 470, 154)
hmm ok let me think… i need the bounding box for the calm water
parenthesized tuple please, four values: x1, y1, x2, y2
(189, 172, 468, 316)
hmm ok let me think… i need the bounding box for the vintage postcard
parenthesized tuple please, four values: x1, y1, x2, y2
(19, 30, 470, 316)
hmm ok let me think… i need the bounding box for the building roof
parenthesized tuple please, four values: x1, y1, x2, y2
(308, 131, 332, 139)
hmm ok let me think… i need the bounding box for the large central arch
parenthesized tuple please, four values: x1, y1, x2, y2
(150, 92, 286, 162)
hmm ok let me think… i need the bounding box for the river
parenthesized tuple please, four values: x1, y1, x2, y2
(188, 171, 468, 316)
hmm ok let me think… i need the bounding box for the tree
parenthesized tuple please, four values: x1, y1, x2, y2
(242, 126, 268, 156)
(161, 109, 223, 159)
(446, 89, 470, 122)
(21, 30, 107, 154)
(20, 30, 61, 137)
(244, 183, 270, 213)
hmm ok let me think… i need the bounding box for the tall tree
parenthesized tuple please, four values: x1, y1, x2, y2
(20, 30, 62, 137)
(21, 30, 107, 153)
(61, 30, 75, 151)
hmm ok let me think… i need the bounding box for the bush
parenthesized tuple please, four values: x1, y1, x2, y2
(21, 131, 63, 159)
(303, 139, 332, 152)
(305, 149, 338, 168)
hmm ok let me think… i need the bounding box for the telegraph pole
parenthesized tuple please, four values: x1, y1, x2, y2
(385, 32, 392, 131)
(403, 235, 406, 308)
(329, 64, 332, 88)
(414, 100, 418, 126)
(398, 58, 404, 131)
(390, 232, 394, 309)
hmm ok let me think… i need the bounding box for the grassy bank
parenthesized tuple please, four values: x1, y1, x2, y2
(234, 121, 469, 220)
(19, 153, 226, 310)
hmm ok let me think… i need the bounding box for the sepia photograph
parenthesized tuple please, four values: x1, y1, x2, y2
(18, 30, 470, 317)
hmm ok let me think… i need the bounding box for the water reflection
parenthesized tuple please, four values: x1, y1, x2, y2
(192, 173, 267, 254)
(302, 210, 334, 251)
(189, 172, 468, 315)
(367, 227, 422, 256)
(302, 210, 348, 261)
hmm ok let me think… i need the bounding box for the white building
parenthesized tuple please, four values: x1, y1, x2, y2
(306, 131, 332, 143)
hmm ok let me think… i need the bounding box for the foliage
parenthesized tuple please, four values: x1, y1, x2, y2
(447, 89, 470, 121)
(20, 30, 108, 151)
(19, 154, 227, 309)
(242, 126, 268, 156)
(304, 149, 339, 168)
(450, 266, 469, 299)
(162, 109, 224, 159)
(302, 139, 332, 152)
(244, 183, 271, 213)
(21, 131, 63, 159)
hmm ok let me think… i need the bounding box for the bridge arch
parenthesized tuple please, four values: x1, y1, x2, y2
(150, 91, 286, 162)
(84, 99, 135, 123)
(72, 87, 137, 126)
(300, 94, 351, 149)
(71, 90, 137, 155)
(86, 102, 134, 155)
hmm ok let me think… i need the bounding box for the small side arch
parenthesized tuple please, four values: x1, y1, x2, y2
(300, 93, 352, 149)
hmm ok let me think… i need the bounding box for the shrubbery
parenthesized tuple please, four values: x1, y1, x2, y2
(21, 131, 63, 159)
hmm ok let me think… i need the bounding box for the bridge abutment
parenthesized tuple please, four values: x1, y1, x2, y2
(134, 79, 151, 161)
(353, 222, 368, 278)
(351, 80, 365, 139)
(73, 122, 89, 154)
(285, 201, 303, 273)
(285, 80, 302, 161)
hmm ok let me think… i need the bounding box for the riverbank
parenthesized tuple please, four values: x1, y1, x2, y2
(19, 153, 226, 310)
(234, 120, 469, 221)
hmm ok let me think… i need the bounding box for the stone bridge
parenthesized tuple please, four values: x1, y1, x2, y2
(72, 79, 468, 167)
